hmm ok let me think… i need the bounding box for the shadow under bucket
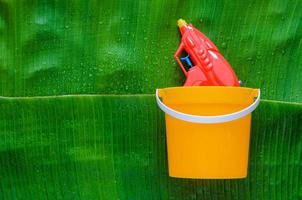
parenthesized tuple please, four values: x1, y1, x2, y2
(156, 86, 260, 179)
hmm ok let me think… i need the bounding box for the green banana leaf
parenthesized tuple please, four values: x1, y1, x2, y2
(0, 0, 302, 199)
(0, 97, 301, 199)
(0, 0, 301, 101)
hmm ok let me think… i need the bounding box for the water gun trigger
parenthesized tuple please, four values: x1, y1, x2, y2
(180, 55, 193, 68)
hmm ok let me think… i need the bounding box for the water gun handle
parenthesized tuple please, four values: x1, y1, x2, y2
(184, 66, 206, 86)
(175, 43, 207, 86)
(174, 43, 187, 76)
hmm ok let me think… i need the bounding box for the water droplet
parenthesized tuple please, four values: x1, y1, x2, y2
(35, 16, 48, 25)
(65, 25, 70, 29)
(221, 42, 227, 49)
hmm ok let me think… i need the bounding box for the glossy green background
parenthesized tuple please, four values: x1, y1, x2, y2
(0, 97, 301, 199)
(0, 0, 301, 199)
(0, 0, 301, 102)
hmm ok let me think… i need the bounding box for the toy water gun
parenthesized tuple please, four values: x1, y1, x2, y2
(175, 19, 240, 86)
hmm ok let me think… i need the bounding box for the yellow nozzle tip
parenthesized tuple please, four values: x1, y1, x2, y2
(177, 19, 187, 27)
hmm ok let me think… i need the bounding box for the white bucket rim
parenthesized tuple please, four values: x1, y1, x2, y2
(156, 88, 260, 124)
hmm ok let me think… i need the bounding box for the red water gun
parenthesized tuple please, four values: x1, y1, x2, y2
(175, 19, 240, 86)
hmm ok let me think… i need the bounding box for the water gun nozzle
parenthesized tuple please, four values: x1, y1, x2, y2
(177, 19, 187, 28)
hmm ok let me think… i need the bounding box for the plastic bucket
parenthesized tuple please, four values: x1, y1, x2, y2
(156, 86, 260, 179)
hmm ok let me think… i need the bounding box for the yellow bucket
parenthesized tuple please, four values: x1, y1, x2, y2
(156, 86, 260, 179)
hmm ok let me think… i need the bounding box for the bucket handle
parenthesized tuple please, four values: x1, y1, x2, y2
(156, 89, 260, 124)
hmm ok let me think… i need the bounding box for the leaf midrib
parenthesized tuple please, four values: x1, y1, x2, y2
(0, 94, 301, 106)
